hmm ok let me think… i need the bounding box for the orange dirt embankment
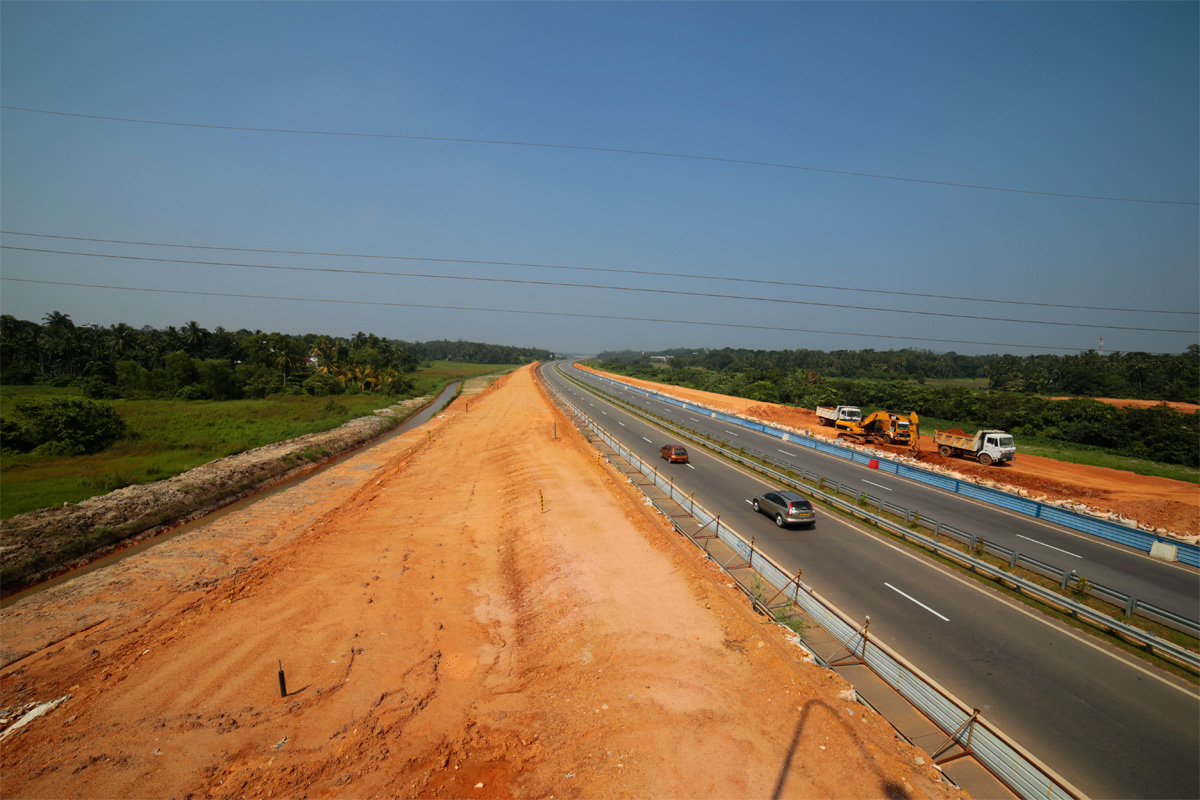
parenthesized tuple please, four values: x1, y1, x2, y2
(1047, 397, 1200, 414)
(576, 365, 1199, 539)
(0, 365, 959, 800)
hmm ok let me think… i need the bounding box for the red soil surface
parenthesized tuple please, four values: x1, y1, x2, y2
(1048, 397, 1199, 414)
(577, 366, 1199, 539)
(0, 366, 959, 799)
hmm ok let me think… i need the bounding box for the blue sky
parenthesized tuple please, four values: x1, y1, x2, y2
(2, 1, 1196, 357)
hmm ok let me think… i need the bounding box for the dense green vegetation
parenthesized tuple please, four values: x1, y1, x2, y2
(597, 346, 1200, 403)
(590, 350, 1200, 471)
(1, 312, 553, 401)
(0, 362, 517, 518)
(0, 310, 546, 517)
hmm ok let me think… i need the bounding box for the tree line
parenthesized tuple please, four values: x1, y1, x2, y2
(596, 345, 1200, 404)
(1, 312, 553, 401)
(593, 353, 1200, 468)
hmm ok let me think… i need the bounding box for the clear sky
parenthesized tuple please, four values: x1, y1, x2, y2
(2, 1, 1197, 357)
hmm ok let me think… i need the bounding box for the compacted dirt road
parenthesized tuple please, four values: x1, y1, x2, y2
(0, 366, 959, 799)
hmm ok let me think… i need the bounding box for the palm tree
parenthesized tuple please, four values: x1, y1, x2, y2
(310, 339, 340, 375)
(182, 321, 207, 356)
(42, 310, 75, 332)
(107, 323, 138, 357)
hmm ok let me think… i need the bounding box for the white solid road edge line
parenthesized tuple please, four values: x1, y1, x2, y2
(1017, 534, 1083, 559)
(885, 582, 950, 621)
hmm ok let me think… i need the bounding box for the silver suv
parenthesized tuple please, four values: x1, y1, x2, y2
(751, 490, 817, 528)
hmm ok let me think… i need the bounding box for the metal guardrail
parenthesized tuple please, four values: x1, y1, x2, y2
(540, 369, 1085, 800)
(579, 367, 1200, 569)
(566, 367, 1200, 662)
(566, 367, 1200, 640)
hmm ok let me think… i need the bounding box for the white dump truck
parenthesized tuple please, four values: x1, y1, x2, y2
(815, 405, 862, 429)
(934, 429, 1016, 466)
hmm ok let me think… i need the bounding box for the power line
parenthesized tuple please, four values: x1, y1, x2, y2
(4, 277, 1139, 353)
(4, 231, 1194, 316)
(6, 245, 1197, 335)
(3, 106, 1195, 207)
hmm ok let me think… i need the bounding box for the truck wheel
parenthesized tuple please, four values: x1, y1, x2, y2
(979, 453, 994, 466)
(938, 445, 952, 458)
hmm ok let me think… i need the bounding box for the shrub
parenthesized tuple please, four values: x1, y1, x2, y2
(80, 376, 120, 399)
(303, 373, 344, 397)
(10, 398, 127, 454)
(175, 385, 209, 401)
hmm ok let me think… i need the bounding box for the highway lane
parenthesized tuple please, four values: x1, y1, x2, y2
(565, 364, 1200, 624)
(542, 363, 1200, 800)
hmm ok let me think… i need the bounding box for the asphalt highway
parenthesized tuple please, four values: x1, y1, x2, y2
(566, 365, 1200, 625)
(542, 363, 1200, 800)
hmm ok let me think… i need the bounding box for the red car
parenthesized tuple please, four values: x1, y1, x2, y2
(660, 444, 689, 463)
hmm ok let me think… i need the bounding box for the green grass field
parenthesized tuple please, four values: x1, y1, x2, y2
(0, 362, 519, 518)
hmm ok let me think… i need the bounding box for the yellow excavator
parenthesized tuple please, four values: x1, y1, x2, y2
(837, 410, 920, 450)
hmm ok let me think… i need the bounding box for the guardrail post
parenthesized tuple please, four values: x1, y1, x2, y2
(1125, 596, 1137, 619)
(932, 521, 941, 539)
(1009, 550, 1018, 571)
(1061, 569, 1074, 592)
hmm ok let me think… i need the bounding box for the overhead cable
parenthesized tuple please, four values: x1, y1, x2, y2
(2, 277, 1133, 353)
(5, 245, 1196, 335)
(3, 231, 1195, 316)
(2, 106, 1194, 206)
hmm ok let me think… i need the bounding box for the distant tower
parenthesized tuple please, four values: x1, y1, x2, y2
(1098, 336, 1104, 356)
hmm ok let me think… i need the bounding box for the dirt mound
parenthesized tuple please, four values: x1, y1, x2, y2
(577, 365, 1199, 539)
(0, 366, 960, 799)
(1048, 397, 1199, 413)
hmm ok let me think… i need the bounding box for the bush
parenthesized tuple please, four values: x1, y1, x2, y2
(175, 385, 210, 400)
(80, 376, 120, 399)
(10, 398, 127, 454)
(0, 417, 36, 453)
(303, 373, 345, 396)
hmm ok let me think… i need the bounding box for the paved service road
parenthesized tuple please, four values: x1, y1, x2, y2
(543, 363, 1200, 800)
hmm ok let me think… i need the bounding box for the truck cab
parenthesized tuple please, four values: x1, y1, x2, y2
(982, 432, 1016, 464)
(835, 406, 862, 424)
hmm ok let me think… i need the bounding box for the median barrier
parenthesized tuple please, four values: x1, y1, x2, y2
(539, 367, 1085, 800)
(578, 368, 1200, 568)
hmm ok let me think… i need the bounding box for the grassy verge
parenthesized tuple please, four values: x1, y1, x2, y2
(1, 362, 518, 519)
